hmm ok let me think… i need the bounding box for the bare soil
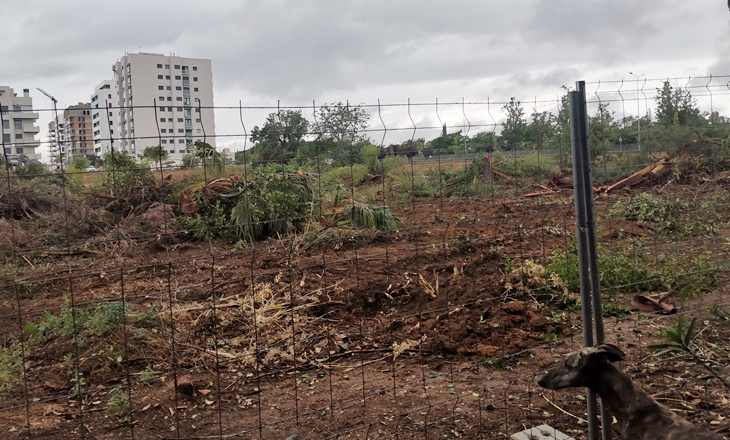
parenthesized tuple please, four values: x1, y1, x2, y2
(1, 180, 729, 439)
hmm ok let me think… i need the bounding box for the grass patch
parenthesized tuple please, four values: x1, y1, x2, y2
(608, 192, 721, 236)
(0, 338, 22, 396)
(546, 241, 720, 298)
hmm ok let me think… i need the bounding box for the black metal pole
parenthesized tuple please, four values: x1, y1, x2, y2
(569, 89, 599, 440)
(575, 81, 612, 439)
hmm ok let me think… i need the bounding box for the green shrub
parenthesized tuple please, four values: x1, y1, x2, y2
(101, 151, 155, 196)
(0, 338, 22, 395)
(546, 241, 719, 298)
(173, 200, 230, 241)
(360, 144, 381, 175)
(609, 192, 717, 236)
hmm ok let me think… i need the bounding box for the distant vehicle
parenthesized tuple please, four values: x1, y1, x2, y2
(85, 166, 97, 172)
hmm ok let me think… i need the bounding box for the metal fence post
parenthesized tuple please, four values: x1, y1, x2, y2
(575, 81, 612, 439)
(569, 86, 601, 440)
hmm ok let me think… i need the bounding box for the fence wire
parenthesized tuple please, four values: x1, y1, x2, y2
(1, 75, 730, 439)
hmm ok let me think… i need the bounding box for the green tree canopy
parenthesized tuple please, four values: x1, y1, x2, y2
(70, 156, 90, 170)
(654, 81, 706, 127)
(250, 110, 309, 163)
(501, 98, 528, 149)
(311, 102, 370, 166)
(140, 146, 169, 164)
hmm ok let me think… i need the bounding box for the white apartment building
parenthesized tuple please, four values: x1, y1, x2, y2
(0, 86, 41, 165)
(47, 120, 67, 166)
(112, 52, 216, 162)
(90, 80, 118, 156)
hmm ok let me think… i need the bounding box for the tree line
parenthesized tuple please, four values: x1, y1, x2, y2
(227, 80, 730, 167)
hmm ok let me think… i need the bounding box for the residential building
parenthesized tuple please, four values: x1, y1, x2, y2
(47, 120, 67, 166)
(90, 80, 118, 156)
(62, 103, 94, 159)
(0, 86, 41, 165)
(112, 52, 216, 162)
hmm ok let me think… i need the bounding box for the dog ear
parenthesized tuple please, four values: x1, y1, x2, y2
(593, 344, 625, 363)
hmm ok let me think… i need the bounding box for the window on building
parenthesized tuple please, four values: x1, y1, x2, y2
(195, 108, 200, 113)
(2, 135, 10, 143)
(183, 87, 190, 96)
(167, 118, 173, 122)
(14, 120, 22, 129)
(178, 129, 184, 133)
(185, 119, 192, 127)
(165, 64, 170, 69)
(177, 118, 183, 123)
(159, 96, 165, 101)
(174, 65, 180, 69)
(161, 129, 167, 133)
(193, 66, 198, 71)
(167, 97, 172, 101)
(16, 147, 23, 154)
(160, 118, 166, 123)
(2, 120, 8, 129)
(177, 106, 183, 111)
(179, 150, 185, 153)
(182, 66, 189, 73)
(13, 105, 21, 112)
(0, 106, 7, 115)
(184, 109, 191, 117)
(176, 86, 182, 90)
(179, 139, 185, 143)
(177, 97, 183, 102)
(175, 75, 181, 80)
(157, 75, 163, 79)
(15, 134, 23, 139)
(196, 129, 201, 133)
(161, 139, 167, 144)
(166, 75, 170, 80)
(167, 107, 173, 112)
(157, 63, 163, 68)
(166, 86, 171, 90)
(158, 86, 164, 90)
(193, 77, 198, 82)
(194, 87, 199, 92)
(160, 107, 166, 112)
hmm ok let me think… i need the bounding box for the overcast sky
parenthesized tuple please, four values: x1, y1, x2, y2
(1, 0, 729, 159)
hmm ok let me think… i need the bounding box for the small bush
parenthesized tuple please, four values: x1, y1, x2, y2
(609, 192, 716, 236)
(107, 386, 132, 422)
(0, 338, 22, 395)
(173, 200, 230, 241)
(546, 241, 719, 298)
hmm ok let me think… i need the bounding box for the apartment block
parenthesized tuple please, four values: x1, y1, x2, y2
(112, 52, 216, 162)
(47, 120, 67, 166)
(90, 80, 118, 156)
(63, 103, 94, 158)
(0, 86, 41, 165)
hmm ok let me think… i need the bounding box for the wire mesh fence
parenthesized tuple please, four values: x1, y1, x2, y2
(1, 75, 730, 439)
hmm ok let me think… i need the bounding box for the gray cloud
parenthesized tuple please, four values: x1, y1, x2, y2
(1, 0, 729, 157)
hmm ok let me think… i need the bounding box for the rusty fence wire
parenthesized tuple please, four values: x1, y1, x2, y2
(1, 75, 730, 439)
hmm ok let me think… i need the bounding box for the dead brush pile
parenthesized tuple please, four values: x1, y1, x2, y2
(153, 274, 353, 372)
(673, 136, 730, 184)
(0, 181, 109, 253)
(501, 259, 576, 306)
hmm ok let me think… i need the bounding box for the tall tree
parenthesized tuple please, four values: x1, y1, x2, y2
(589, 103, 618, 157)
(501, 98, 528, 150)
(312, 102, 370, 166)
(654, 81, 705, 127)
(313, 102, 369, 143)
(250, 110, 309, 163)
(140, 146, 169, 166)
